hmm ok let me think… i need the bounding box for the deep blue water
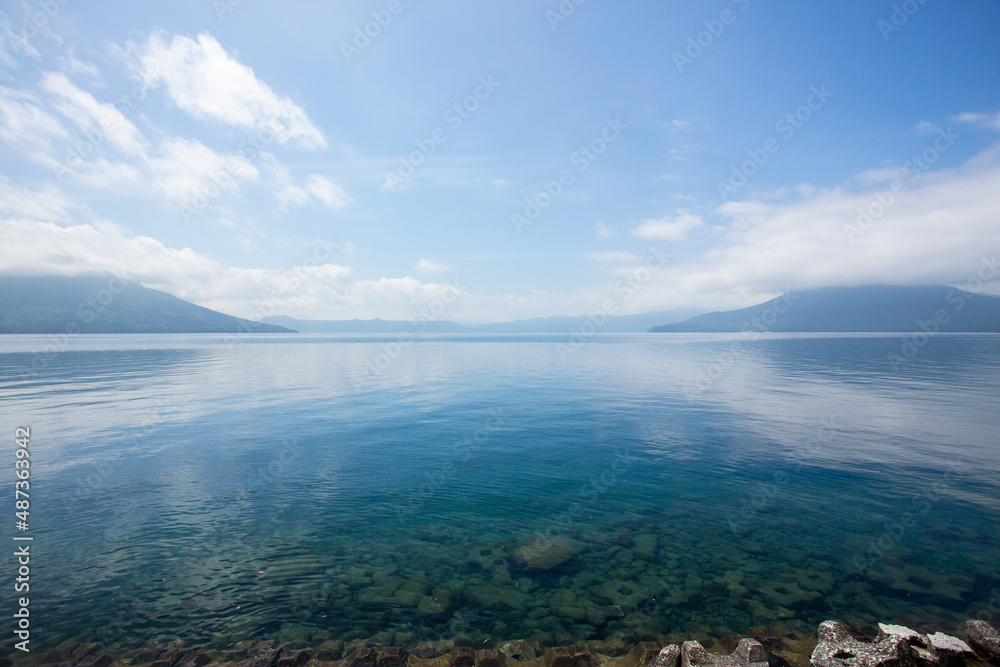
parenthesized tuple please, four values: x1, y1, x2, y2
(1, 333, 999, 654)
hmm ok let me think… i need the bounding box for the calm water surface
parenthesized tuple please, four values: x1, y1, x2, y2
(1, 333, 999, 654)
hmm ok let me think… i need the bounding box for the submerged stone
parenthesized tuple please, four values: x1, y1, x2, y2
(543, 645, 598, 667)
(513, 535, 583, 570)
(498, 639, 542, 661)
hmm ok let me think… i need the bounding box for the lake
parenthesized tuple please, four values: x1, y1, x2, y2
(1, 333, 999, 656)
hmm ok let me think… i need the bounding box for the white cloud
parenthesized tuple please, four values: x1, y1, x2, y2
(131, 32, 327, 150)
(0, 19, 39, 68)
(268, 159, 350, 210)
(58, 52, 101, 81)
(0, 86, 69, 152)
(914, 120, 939, 135)
(416, 258, 449, 274)
(853, 167, 909, 185)
(588, 251, 639, 263)
(148, 137, 259, 204)
(632, 211, 703, 241)
(303, 174, 350, 209)
(51, 156, 143, 190)
(40, 72, 147, 157)
(0, 178, 74, 221)
(595, 221, 614, 239)
(0, 216, 471, 321)
(954, 111, 1000, 131)
(617, 142, 1000, 314)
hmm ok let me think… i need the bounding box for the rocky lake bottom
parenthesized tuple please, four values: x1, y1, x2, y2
(1, 334, 998, 659)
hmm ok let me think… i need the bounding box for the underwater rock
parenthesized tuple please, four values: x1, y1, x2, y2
(965, 620, 1000, 661)
(465, 582, 531, 611)
(498, 639, 542, 661)
(275, 648, 311, 667)
(866, 564, 972, 603)
(811, 620, 915, 667)
(74, 655, 114, 667)
(418, 587, 453, 615)
(236, 644, 282, 667)
(586, 603, 625, 625)
(720, 634, 745, 653)
(513, 535, 583, 570)
(314, 640, 345, 661)
(411, 640, 455, 659)
(174, 650, 214, 667)
(375, 646, 408, 667)
(632, 534, 658, 562)
(344, 647, 378, 667)
(682, 638, 767, 667)
(479, 649, 508, 667)
(543, 645, 598, 667)
(744, 627, 788, 653)
(446, 647, 477, 667)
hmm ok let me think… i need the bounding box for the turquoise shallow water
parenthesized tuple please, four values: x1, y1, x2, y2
(1, 333, 999, 653)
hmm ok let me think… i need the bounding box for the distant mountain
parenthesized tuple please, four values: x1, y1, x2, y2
(649, 285, 1000, 333)
(0, 275, 295, 334)
(264, 308, 701, 334)
(262, 315, 464, 334)
(469, 309, 701, 333)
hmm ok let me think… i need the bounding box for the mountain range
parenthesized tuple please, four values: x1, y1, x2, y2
(262, 309, 700, 334)
(649, 285, 1000, 332)
(0, 275, 294, 334)
(2, 276, 1000, 335)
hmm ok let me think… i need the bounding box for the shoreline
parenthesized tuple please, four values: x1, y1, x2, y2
(7, 618, 997, 667)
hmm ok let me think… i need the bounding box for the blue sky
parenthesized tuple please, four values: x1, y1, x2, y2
(1, 0, 999, 322)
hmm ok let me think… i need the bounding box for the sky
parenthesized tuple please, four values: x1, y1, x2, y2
(0, 0, 999, 324)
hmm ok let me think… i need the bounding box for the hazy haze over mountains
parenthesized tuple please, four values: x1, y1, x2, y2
(4, 277, 1000, 335)
(649, 285, 1000, 333)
